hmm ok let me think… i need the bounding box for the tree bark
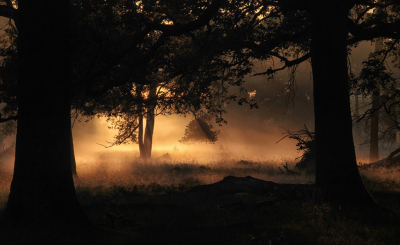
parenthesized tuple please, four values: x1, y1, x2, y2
(143, 83, 158, 159)
(310, 1, 375, 206)
(1, 0, 88, 227)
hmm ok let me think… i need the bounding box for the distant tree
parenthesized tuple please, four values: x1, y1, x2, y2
(369, 40, 383, 163)
(73, 0, 256, 159)
(179, 113, 220, 145)
(351, 37, 400, 162)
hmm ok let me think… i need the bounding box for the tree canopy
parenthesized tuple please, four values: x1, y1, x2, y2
(0, 0, 400, 236)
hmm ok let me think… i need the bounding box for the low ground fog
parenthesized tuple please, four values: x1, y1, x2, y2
(1, 150, 400, 212)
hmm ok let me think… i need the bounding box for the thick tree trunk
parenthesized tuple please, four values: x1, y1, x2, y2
(143, 83, 157, 159)
(1, 0, 88, 227)
(310, 1, 375, 205)
(369, 40, 383, 163)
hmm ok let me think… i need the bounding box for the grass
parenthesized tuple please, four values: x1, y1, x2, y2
(1, 152, 400, 244)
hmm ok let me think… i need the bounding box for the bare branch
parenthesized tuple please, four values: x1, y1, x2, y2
(253, 53, 310, 76)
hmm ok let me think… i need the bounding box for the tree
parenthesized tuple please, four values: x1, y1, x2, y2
(179, 113, 220, 145)
(308, 0, 374, 204)
(72, 0, 256, 159)
(352, 37, 400, 162)
(0, 16, 79, 175)
(369, 40, 383, 162)
(0, 0, 89, 229)
(235, 0, 399, 205)
(135, 81, 158, 159)
(142, 82, 157, 159)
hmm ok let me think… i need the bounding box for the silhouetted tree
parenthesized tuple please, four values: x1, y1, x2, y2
(369, 40, 383, 162)
(352, 38, 400, 162)
(0, 0, 89, 229)
(179, 113, 220, 144)
(72, 0, 256, 159)
(240, 0, 400, 205)
(0, 14, 79, 175)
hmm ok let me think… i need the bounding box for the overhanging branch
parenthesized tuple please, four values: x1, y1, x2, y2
(253, 52, 310, 76)
(146, 0, 225, 37)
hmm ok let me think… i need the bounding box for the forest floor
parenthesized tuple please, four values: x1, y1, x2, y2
(1, 154, 400, 244)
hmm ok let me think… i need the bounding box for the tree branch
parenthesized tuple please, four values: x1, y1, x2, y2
(253, 53, 310, 76)
(0, 114, 17, 123)
(348, 22, 400, 44)
(352, 0, 400, 8)
(145, 0, 225, 37)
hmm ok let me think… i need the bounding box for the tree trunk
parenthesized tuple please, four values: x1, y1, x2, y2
(138, 111, 145, 158)
(136, 85, 145, 158)
(369, 40, 383, 163)
(71, 128, 77, 176)
(355, 94, 359, 119)
(1, 0, 88, 227)
(310, 1, 375, 206)
(143, 83, 158, 159)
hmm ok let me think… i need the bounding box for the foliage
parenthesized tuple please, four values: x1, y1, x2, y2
(349, 38, 400, 149)
(69, 0, 259, 147)
(346, 2, 400, 150)
(278, 125, 315, 171)
(179, 113, 220, 144)
(0, 21, 17, 134)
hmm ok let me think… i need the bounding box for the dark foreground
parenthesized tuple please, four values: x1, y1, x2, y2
(1, 173, 400, 245)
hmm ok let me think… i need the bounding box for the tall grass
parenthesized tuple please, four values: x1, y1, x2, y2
(73, 151, 313, 193)
(0, 150, 399, 212)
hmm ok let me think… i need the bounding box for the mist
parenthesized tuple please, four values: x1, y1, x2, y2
(0, 41, 393, 177)
(66, 41, 393, 166)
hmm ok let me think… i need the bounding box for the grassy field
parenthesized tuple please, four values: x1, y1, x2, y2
(1, 152, 400, 244)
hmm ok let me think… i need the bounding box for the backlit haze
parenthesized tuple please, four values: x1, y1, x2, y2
(0, 41, 397, 176)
